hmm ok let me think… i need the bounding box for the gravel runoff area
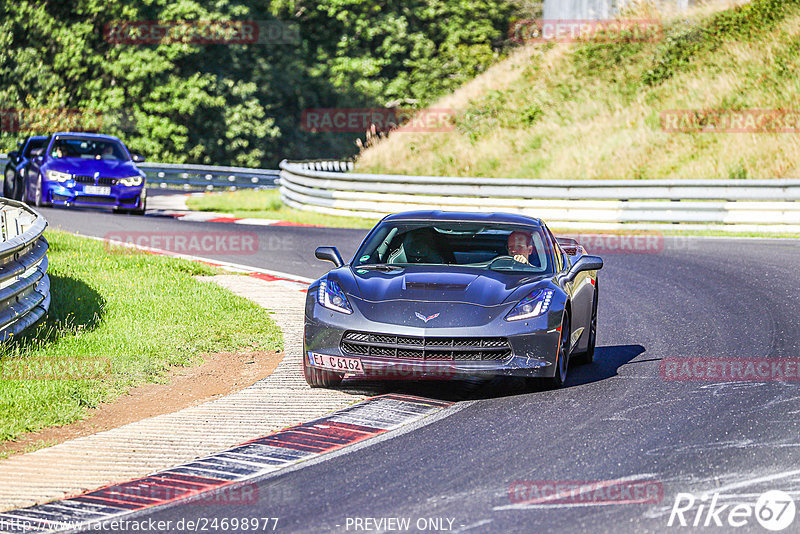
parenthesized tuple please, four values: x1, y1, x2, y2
(0, 275, 365, 511)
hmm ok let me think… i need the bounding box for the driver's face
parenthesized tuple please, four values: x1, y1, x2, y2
(508, 233, 533, 257)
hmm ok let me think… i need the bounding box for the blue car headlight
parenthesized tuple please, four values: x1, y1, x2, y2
(505, 288, 555, 321)
(317, 278, 353, 314)
(119, 175, 143, 187)
(46, 170, 72, 182)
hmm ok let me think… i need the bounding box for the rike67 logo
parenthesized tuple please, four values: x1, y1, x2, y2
(669, 490, 796, 531)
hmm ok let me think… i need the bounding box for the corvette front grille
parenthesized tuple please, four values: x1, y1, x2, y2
(341, 331, 511, 361)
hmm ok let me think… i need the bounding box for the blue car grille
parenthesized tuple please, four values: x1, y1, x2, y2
(75, 195, 116, 205)
(74, 176, 118, 186)
(341, 331, 511, 361)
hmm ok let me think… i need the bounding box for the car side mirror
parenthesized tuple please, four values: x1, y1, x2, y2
(7, 151, 18, 160)
(315, 246, 344, 268)
(565, 255, 603, 282)
(131, 153, 145, 163)
(30, 148, 43, 157)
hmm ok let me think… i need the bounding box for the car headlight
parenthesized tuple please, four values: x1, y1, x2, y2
(505, 288, 555, 321)
(317, 278, 352, 314)
(119, 175, 143, 187)
(45, 170, 72, 182)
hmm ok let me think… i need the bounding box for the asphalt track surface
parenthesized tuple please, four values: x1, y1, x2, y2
(42, 202, 800, 533)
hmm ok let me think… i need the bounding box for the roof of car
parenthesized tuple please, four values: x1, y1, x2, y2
(51, 132, 123, 142)
(382, 211, 543, 227)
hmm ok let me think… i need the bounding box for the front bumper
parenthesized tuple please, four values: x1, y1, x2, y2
(44, 182, 145, 209)
(304, 301, 563, 380)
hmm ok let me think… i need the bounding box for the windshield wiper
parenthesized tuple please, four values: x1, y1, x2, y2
(357, 264, 404, 271)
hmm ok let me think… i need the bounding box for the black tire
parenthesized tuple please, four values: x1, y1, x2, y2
(544, 313, 571, 389)
(116, 196, 146, 216)
(32, 176, 46, 207)
(303, 355, 344, 388)
(131, 195, 147, 215)
(3, 167, 15, 199)
(12, 174, 23, 201)
(573, 284, 598, 365)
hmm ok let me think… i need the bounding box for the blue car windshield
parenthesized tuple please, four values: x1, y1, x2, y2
(23, 139, 47, 158)
(354, 221, 553, 274)
(50, 137, 129, 161)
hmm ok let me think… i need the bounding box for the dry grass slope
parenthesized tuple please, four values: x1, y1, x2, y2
(357, 0, 800, 179)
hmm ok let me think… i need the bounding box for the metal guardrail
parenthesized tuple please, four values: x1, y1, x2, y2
(1, 155, 278, 191)
(139, 162, 279, 190)
(0, 199, 50, 341)
(279, 160, 800, 233)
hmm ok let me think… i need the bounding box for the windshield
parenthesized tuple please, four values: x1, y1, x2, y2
(50, 137, 129, 161)
(353, 221, 553, 274)
(23, 138, 46, 157)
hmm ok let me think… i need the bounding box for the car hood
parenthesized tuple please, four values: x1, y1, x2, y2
(345, 265, 545, 307)
(46, 158, 141, 178)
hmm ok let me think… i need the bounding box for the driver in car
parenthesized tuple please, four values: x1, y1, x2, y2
(508, 231, 533, 265)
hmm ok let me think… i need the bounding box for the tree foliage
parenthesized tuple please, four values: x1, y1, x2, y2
(0, 0, 525, 166)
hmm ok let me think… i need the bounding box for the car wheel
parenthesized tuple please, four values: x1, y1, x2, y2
(545, 313, 571, 389)
(573, 285, 598, 365)
(33, 177, 45, 207)
(303, 355, 344, 388)
(131, 195, 147, 216)
(3, 168, 15, 199)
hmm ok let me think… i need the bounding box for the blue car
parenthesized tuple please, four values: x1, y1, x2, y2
(24, 132, 147, 214)
(4, 136, 48, 201)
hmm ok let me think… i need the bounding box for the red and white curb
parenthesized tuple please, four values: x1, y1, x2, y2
(0, 395, 452, 534)
(152, 210, 322, 228)
(146, 193, 321, 228)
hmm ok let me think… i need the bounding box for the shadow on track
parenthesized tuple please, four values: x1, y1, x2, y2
(335, 344, 646, 402)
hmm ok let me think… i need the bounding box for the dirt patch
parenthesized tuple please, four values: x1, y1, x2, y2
(0, 350, 283, 458)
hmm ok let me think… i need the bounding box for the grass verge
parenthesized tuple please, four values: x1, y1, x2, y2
(0, 230, 282, 443)
(186, 189, 377, 229)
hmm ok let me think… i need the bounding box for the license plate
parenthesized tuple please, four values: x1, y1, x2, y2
(310, 353, 364, 375)
(84, 185, 111, 195)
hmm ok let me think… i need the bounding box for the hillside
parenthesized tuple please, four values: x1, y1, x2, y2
(356, 0, 800, 179)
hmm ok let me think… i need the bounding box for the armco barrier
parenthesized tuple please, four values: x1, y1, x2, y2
(0, 199, 50, 341)
(278, 160, 800, 233)
(138, 162, 279, 190)
(1, 155, 277, 191)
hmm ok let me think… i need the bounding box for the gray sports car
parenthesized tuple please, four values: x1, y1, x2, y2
(303, 211, 603, 388)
